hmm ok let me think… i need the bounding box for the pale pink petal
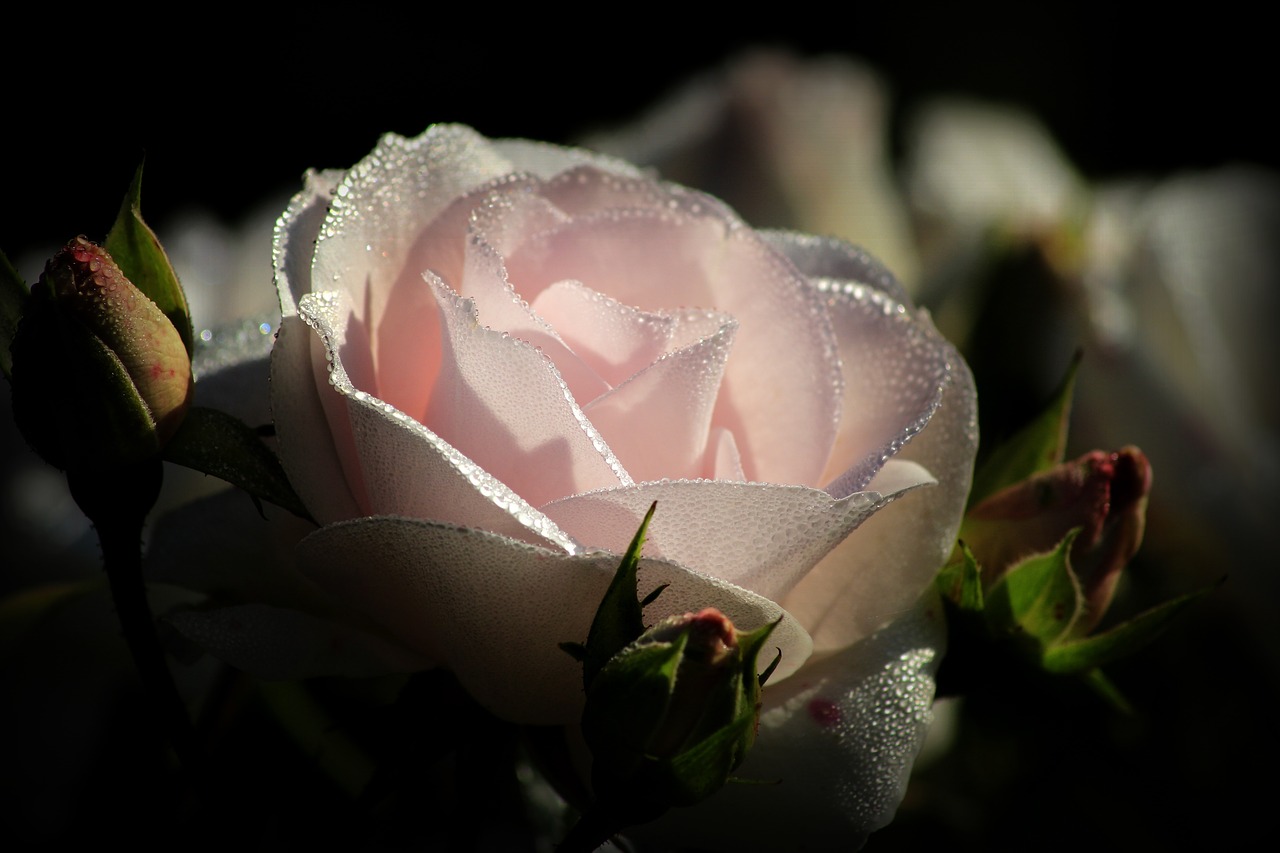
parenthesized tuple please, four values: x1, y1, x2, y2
(490, 139, 647, 181)
(504, 204, 842, 486)
(633, 592, 945, 852)
(271, 172, 362, 523)
(539, 165, 693, 217)
(817, 281, 952, 497)
(298, 288, 576, 551)
(709, 427, 747, 481)
(166, 602, 430, 679)
(582, 319, 735, 482)
(460, 189, 609, 402)
(540, 466, 933, 603)
(783, 326, 978, 651)
(307, 126, 516, 410)
(532, 280, 676, 389)
(295, 517, 812, 724)
(760, 230, 913, 304)
(422, 275, 629, 506)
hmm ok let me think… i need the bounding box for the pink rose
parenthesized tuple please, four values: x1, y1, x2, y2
(178, 124, 977, 846)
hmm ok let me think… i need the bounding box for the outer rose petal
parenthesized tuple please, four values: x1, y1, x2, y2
(540, 460, 935, 603)
(293, 517, 812, 724)
(784, 311, 977, 651)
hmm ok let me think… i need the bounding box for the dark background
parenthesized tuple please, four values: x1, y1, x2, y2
(5, 8, 1274, 259)
(4, 6, 1276, 851)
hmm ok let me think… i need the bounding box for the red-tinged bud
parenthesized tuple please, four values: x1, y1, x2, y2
(963, 446, 1152, 629)
(9, 236, 193, 472)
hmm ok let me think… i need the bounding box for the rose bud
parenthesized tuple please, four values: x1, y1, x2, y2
(962, 446, 1151, 629)
(581, 607, 779, 822)
(10, 235, 193, 472)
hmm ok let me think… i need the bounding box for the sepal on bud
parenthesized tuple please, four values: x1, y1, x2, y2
(582, 608, 778, 814)
(9, 236, 193, 472)
(557, 503, 781, 849)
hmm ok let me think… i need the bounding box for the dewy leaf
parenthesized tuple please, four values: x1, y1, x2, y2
(0, 249, 28, 380)
(162, 406, 312, 521)
(985, 529, 1085, 647)
(968, 351, 1080, 509)
(104, 162, 194, 356)
(582, 501, 657, 688)
(1041, 584, 1213, 674)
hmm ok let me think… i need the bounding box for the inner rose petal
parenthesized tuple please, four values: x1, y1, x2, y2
(423, 275, 630, 506)
(583, 318, 736, 483)
(298, 290, 575, 550)
(531, 280, 675, 388)
(504, 206, 842, 487)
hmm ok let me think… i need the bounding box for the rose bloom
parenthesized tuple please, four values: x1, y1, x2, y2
(170, 125, 977, 848)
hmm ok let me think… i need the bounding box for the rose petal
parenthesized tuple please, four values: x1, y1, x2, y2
(272, 170, 363, 523)
(817, 280, 952, 498)
(297, 287, 576, 550)
(582, 317, 736, 482)
(422, 275, 629, 506)
(503, 170, 843, 487)
(532, 280, 676, 389)
(295, 517, 812, 724)
(633, 591, 945, 852)
(783, 321, 978, 651)
(540, 461, 934, 603)
(491, 139, 647, 182)
(305, 126, 518, 417)
(709, 427, 747, 482)
(760, 230, 913, 305)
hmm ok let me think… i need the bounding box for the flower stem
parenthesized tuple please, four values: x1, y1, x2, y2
(67, 461, 201, 773)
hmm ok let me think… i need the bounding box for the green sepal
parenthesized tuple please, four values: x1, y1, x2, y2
(662, 707, 758, 805)
(9, 290, 159, 471)
(936, 542, 986, 613)
(105, 162, 194, 356)
(0, 248, 28, 380)
(582, 635, 686, 776)
(984, 529, 1085, 647)
(968, 351, 1080, 509)
(1081, 669, 1134, 714)
(736, 617, 781, 691)
(161, 406, 313, 522)
(1041, 583, 1213, 674)
(581, 501, 657, 688)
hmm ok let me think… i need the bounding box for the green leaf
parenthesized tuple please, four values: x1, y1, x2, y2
(985, 529, 1085, 647)
(582, 501, 657, 688)
(968, 351, 1080, 509)
(1042, 584, 1213, 674)
(936, 542, 986, 612)
(0, 249, 28, 380)
(162, 406, 312, 521)
(104, 163, 194, 356)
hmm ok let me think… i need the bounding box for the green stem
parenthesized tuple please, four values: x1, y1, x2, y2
(68, 461, 201, 773)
